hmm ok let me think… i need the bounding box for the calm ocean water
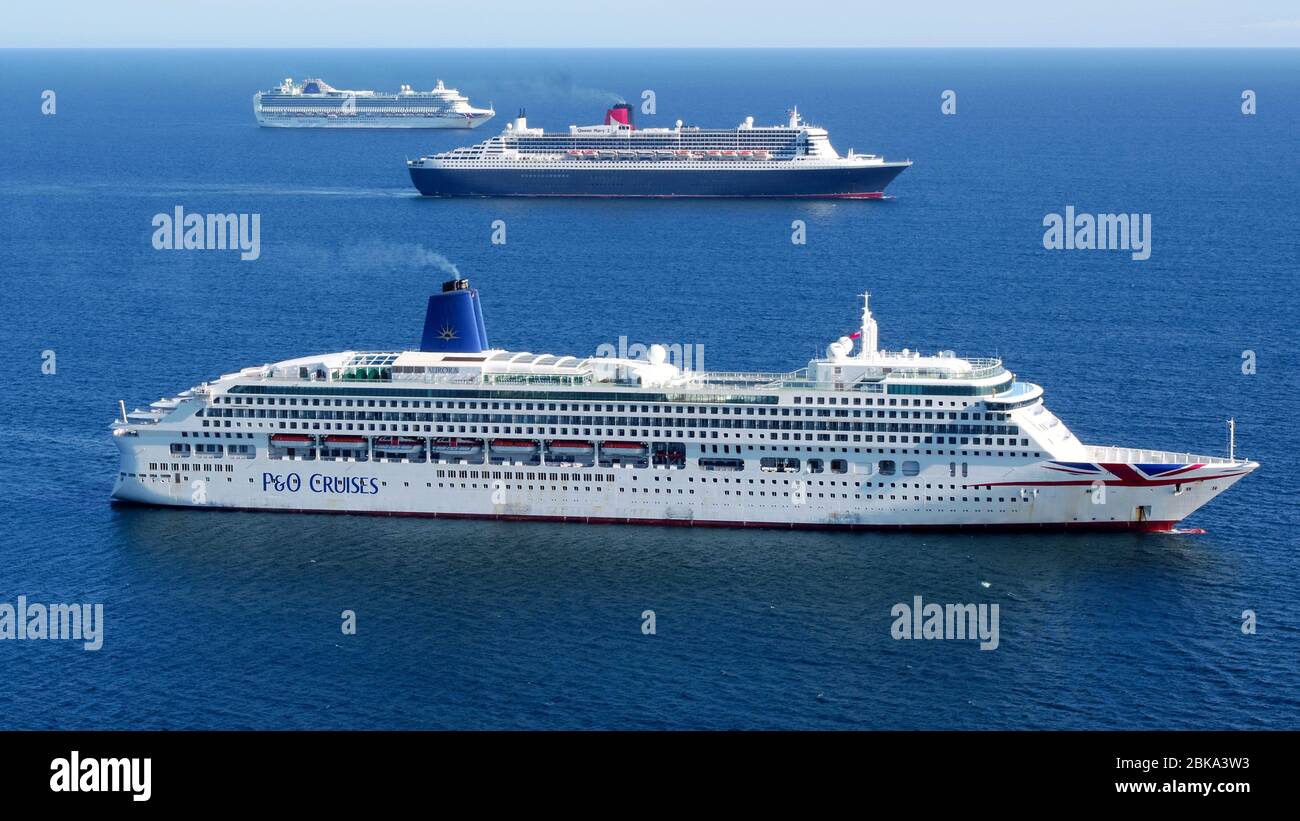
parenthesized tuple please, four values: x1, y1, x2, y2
(0, 49, 1297, 729)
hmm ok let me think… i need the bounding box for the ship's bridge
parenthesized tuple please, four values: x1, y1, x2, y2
(984, 380, 1044, 409)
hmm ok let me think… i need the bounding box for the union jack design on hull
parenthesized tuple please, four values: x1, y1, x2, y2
(1000, 461, 1252, 489)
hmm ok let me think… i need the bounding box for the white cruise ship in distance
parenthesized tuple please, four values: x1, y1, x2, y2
(254, 78, 494, 128)
(111, 280, 1256, 532)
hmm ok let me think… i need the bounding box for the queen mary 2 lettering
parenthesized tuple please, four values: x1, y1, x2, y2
(406, 104, 912, 198)
(110, 278, 1255, 532)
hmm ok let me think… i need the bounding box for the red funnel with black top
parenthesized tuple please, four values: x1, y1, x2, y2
(604, 103, 634, 129)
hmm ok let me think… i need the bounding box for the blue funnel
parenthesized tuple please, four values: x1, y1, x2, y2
(419, 279, 489, 353)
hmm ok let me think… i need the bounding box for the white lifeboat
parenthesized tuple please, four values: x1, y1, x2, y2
(601, 441, 647, 456)
(374, 436, 425, 453)
(322, 435, 367, 450)
(547, 440, 595, 455)
(491, 438, 539, 455)
(432, 438, 482, 454)
(271, 434, 316, 447)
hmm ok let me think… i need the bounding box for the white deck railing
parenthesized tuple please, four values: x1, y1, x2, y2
(1085, 445, 1250, 466)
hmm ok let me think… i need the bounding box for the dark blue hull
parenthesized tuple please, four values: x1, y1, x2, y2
(408, 163, 911, 198)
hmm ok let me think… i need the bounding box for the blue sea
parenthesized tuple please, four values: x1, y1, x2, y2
(1, 49, 1297, 729)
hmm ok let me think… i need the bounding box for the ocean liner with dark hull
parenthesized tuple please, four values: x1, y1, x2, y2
(407, 104, 911, 198)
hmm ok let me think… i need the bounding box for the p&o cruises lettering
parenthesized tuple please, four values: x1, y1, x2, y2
(262, 473, 380, 495)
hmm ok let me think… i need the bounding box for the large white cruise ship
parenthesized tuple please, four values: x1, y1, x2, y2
(110, 281, 1255, 532)
(254, 78, 494, 128)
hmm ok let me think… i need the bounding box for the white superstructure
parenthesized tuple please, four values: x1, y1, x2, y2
(111, 284, 1255, 532)
(254, 78, 494, 129)
(410, 106, 906, 172)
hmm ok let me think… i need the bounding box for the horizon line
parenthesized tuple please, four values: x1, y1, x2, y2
(4, 45, 1300, 50)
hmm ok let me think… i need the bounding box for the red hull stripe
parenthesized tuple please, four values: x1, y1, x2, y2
(437, 192, 891, 200)
(111, 501, 1179, 533)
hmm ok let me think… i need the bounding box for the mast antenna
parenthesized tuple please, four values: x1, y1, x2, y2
(859, 292, 878, 359)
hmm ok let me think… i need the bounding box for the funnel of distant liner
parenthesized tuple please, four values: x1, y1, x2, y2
(605, 102, 634, 128)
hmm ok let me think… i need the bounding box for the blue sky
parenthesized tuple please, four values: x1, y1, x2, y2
(5, 0, 1300, 47)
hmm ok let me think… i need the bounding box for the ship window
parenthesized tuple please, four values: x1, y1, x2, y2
(878, 460, 896, 476)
